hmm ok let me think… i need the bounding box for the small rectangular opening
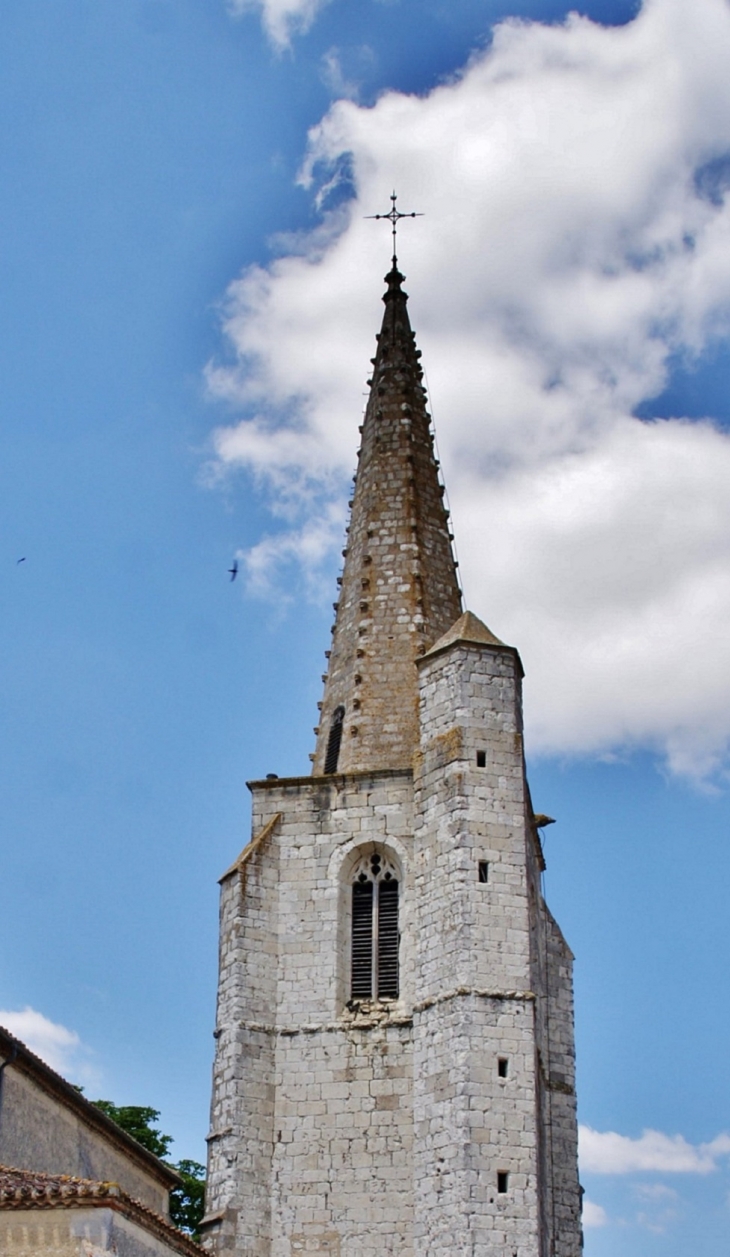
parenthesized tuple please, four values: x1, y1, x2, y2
(497, 1171, 509, 1194)
(498, 1057, 508, 1078)
(478, 861, 489, 883)
(476, 750, 486, 767)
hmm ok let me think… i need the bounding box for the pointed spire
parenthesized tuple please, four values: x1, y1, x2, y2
(313, 268, 463, 776)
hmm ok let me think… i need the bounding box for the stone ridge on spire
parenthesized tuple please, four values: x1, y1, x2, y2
(312, 267, 463, 776)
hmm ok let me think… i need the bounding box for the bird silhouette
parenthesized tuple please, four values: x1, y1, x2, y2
(228, 559, 238, 582)
(16, 557, 26, 564)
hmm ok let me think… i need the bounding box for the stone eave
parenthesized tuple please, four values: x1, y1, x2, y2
(417, 636, 524, 677)
(219, 813, 282, 883)
(415, 609, 524, 675)
(246, 767, 414, 792)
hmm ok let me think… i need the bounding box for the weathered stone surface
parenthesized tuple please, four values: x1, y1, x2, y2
(0, 1207, 196, 1257)
(312, 266, 462, 777)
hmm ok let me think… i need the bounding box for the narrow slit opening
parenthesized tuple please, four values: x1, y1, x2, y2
(324, 705, 345, 774)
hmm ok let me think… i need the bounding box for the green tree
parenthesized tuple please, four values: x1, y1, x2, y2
(169, 1159, 206, 1237)
(91, 1100, 205, 1240)
(92, 1101, 172, 1159)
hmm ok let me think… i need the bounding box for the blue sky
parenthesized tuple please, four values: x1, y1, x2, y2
(2, 0, 730, 1251)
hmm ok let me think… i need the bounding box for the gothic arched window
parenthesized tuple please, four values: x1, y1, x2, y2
(351, 850, 399, 1000)
(324, 706, 345, 774)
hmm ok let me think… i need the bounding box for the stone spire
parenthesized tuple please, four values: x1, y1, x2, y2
(312, 265, 462, 776)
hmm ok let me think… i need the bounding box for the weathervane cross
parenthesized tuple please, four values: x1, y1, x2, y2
(366, 191, 423, 266)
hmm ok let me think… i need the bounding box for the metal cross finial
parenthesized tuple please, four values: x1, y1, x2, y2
(366, 191, 423, 266)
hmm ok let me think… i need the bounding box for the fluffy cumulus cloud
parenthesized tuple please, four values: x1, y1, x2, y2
(227, 0, 331, 48)
(209, 0, 730, 780)
(579, 1125, 730, 1174)
(0, 1006, 100, 1088)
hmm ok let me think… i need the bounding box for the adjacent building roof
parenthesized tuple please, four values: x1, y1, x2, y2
(0, 1026, 179, 1190)
(0, 1166, 204, 1257)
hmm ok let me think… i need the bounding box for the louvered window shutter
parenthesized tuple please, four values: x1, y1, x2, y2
(350, 855, 399, 1001)
(377, 878, 399, 998)
(324, 706, 345, 774)
(351, 880, 373, 998)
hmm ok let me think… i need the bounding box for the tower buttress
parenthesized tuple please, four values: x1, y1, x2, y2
(313, 265, 462, 776)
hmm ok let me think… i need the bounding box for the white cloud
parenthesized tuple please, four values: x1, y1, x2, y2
(580, 1125, 730, 1175)
(634, 1183, 679, 1200)
(582, 1198, 609, 1228)
(209, 0, 730, 780)
(319, 45, 376, 102)
(633, 1182, 681, 1233)
(227, 0, 331, 49)
(0, 1006, 100, 1089)
(240, 499, 347, 600)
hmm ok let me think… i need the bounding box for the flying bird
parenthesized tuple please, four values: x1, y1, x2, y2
(16, 557, 26, 564)
(228, 559, 238, 582)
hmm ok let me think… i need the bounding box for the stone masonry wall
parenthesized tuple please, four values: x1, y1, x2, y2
(413, 639, 543, 1256)
(542, 910, 582, 1257)
(205, 826, 280, 1255)
(313, 269, 461, 777)
(0, 1207, 199, 1257)
(206, 643, 581, 1257)
(413, 997, 540, 1256)
(271, 1020, 413, 1257)
(206, 772, 416, 1257)
(0, 1070, 169, 1218)
(414, 641, 532, 996)
(525, 841, 581, 1255)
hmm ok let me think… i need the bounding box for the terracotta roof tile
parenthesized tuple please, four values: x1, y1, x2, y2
(0, 1166, 205, 1257)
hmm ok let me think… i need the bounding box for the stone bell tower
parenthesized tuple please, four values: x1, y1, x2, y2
(202, 264, 582, 1257)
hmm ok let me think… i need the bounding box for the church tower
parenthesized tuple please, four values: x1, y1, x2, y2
(202, 263, 582, 1257)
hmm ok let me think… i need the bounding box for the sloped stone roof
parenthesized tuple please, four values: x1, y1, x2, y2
(419, 610, 508, 661)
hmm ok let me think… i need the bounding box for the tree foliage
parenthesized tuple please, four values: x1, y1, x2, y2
(170, 1158, 206, 1236)
(92, 1101, 172, 1160)
(91, 1100, 205, 1240)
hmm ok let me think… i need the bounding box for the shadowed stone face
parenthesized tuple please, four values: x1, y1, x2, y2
(313, 266, 462, 777)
